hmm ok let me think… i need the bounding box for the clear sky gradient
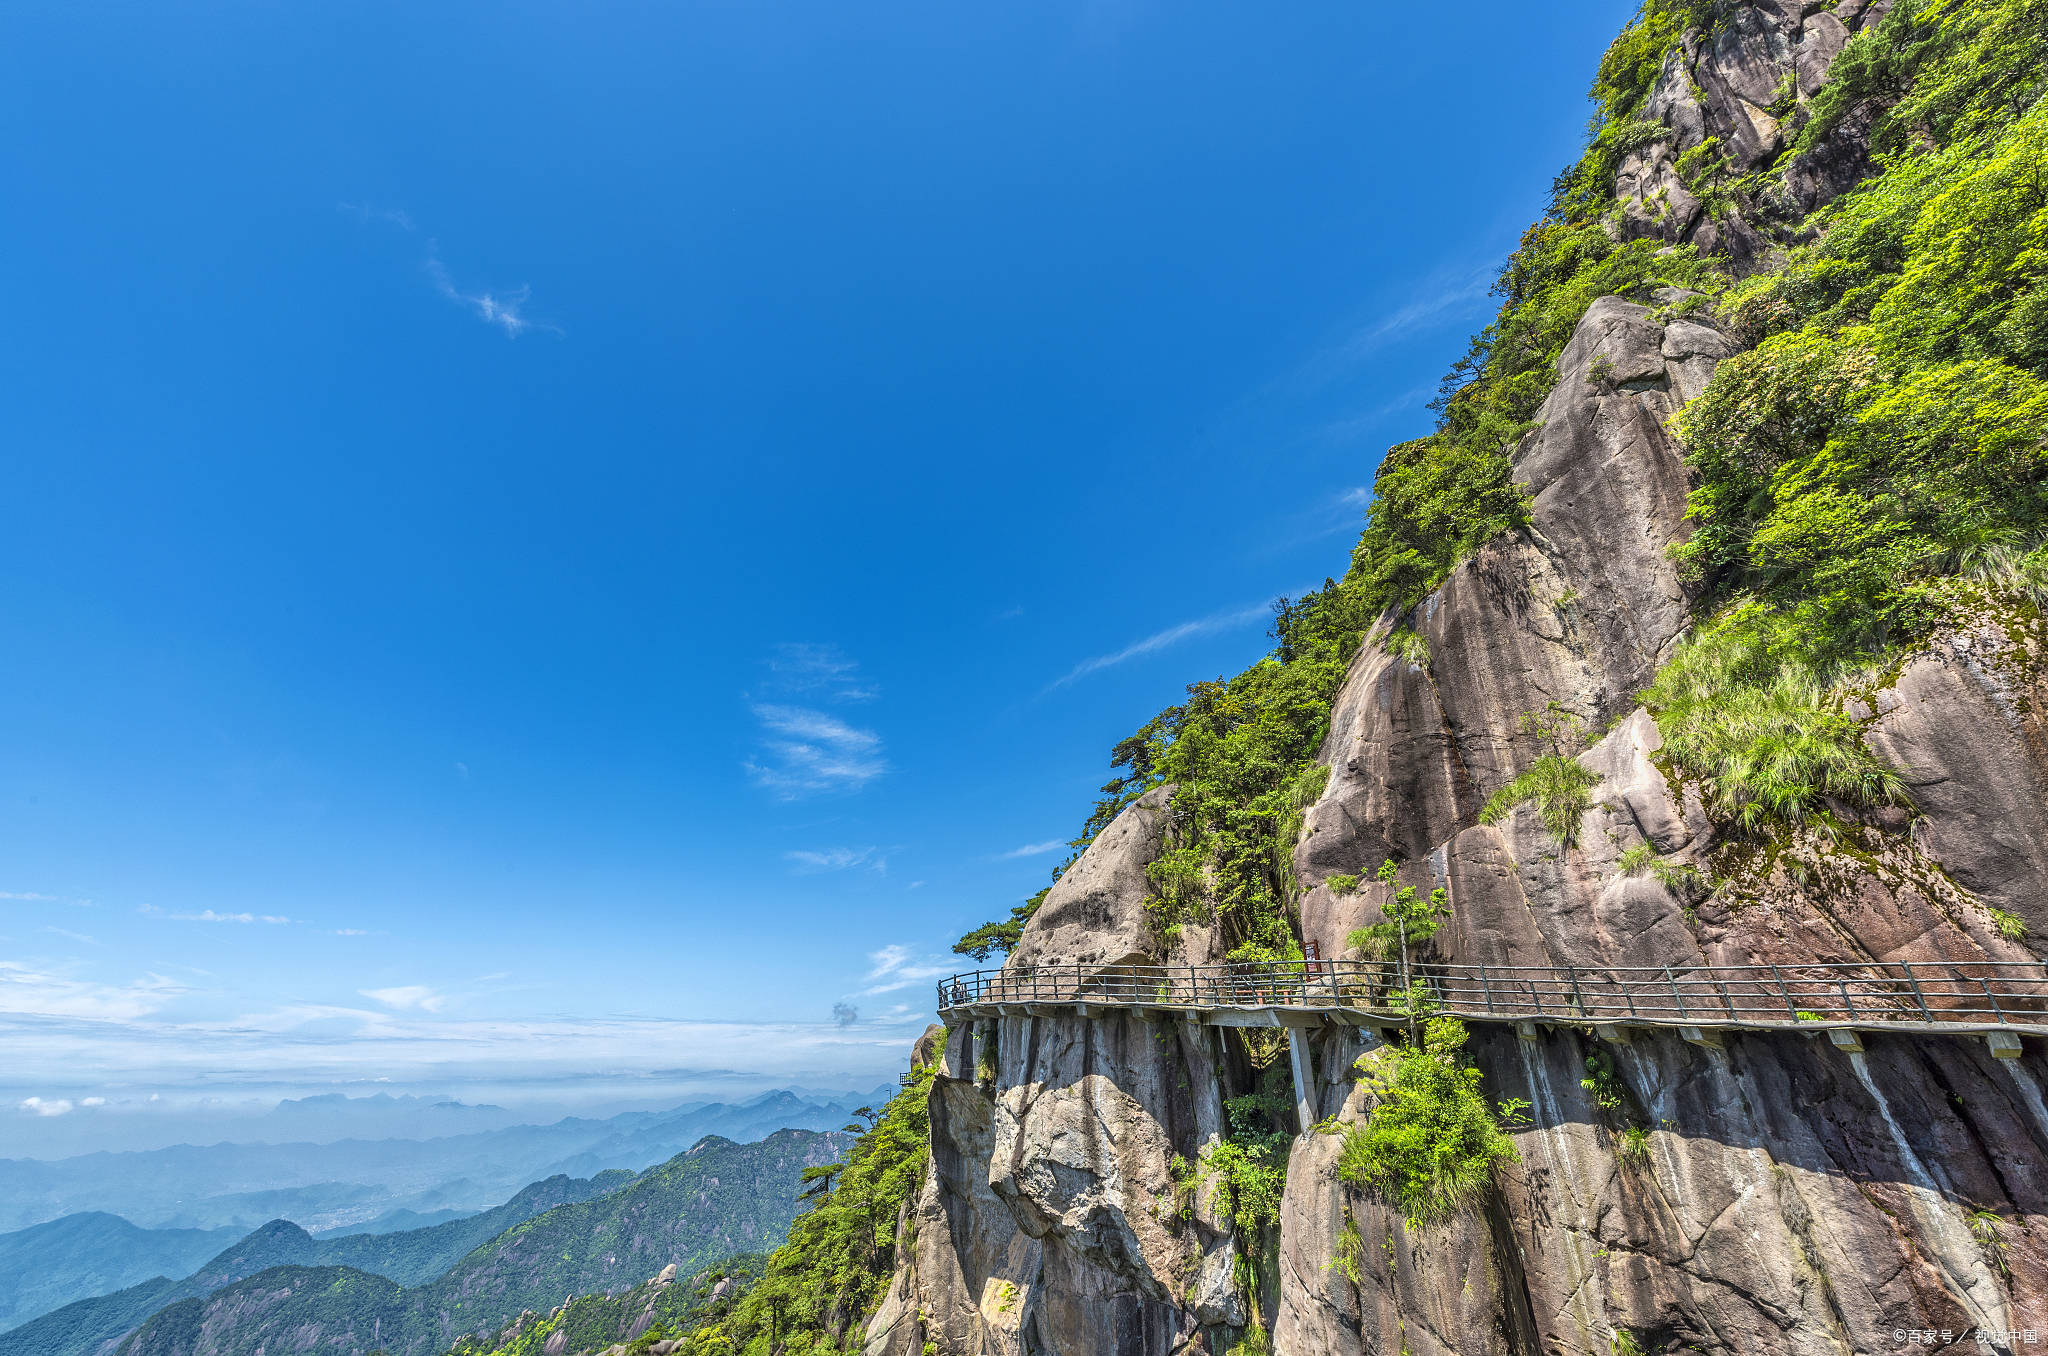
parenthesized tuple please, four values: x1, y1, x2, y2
(0, 0, 1635, 1152)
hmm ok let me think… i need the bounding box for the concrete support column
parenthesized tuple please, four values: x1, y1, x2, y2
(1287, 1027, 1317, 1133)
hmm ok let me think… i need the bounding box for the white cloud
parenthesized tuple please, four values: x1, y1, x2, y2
(747, 704, 887, 798)
(20, 1096, 73, 1117)
(359, 986, 447, 1013)
(0, 892, 56, 902)
(762, 643, 877, 702)
(332, 928, 371, 937)
(0, 1006, 926, 1108)
(338, 201, 415, 231)
(168, 910, 290, 925)
(0, 962, 189, 1022)
(1049, 602, 1271, 689)
(786, 847, 886, 874)
(1282, 265, 1496, 395)
(858, 945, 950, 998)
(425, 247, 556, 339)
(42, 926, 98, 946)
(997, 840, 1065, 860)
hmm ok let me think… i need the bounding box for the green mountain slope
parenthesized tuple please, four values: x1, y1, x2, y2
(111, 1130, 844, 1356)
(0, 1169, 629, 1356)
(0, 1214, 239, 1335)
(442, 1257, 764, 1356)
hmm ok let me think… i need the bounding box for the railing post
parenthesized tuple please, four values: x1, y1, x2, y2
(1838, 976, 1858, 1020)
(1666, 967, 1686, 1020)
(1771, 965, 1795, 1020)
(1902, 963, 1932, 1023)
(1981, 974, 2006, 1024)
(1479, 962, 1494, 1017)
(1566, 966, 1587, 1018)
(1715, 969, 1737, 1020)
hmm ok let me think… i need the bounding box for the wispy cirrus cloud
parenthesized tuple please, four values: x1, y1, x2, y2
(359, 985, 447, 1013)
(42, 927, 98, 947)
(0, 892, 57, 902)
(1049, 602, 1271, 690)
(746, 704, 887, 798)
(342, 203, 556, 339)
(857, 945, 951, 998)
(786, 847, 887, 874)
(1279, 264, 1497, 396)
(168, 909, 290, 925)
(762, 643, 878, 702)
(996, 839, 1065, 860)
(425, 250, 553, 338)
(338, 201, 415, 231)
(0, 962, 190, 1022)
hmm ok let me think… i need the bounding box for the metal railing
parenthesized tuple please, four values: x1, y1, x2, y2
(935, 958, 2048, 1030)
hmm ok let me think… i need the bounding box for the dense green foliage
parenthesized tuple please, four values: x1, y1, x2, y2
(1646, 0, 2048, 823)
(672, 1068, 933, 1355)
(1176, 1084, 1294, 1243)
(1336, 1019, 1520, 1225)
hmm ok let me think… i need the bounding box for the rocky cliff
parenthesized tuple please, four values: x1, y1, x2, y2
(875, 3, 2048, 1352)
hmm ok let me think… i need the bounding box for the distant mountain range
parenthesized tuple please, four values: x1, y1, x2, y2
(0, 1169, 627, 1356)
(0, 1217, 241, 1335)
(0, 1085, 889, 1236)
(51, 1130, 842, 1356)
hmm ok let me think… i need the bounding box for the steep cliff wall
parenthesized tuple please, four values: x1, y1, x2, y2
(881, 2, 2048, 1352)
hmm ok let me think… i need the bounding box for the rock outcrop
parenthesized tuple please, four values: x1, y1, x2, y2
(876, 5, 2048, 1352)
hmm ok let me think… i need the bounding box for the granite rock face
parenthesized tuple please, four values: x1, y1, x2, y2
(874, 5, 2048, 1351)
(1616, 0, 1899, 267)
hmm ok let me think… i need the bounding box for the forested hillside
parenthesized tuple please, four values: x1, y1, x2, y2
(0, 1215, 238, 1335)
(41, 1131, 838, 1356)
(2, 1171, 631, 1356)
(436, 1049, 938, 1356)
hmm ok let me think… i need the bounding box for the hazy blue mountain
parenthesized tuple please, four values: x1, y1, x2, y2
(0, 1215, 239, 1334)
(0, 1086, 891, 1235)
(0, 1167, 633, 1354)
(111, 1131, 844, 1356)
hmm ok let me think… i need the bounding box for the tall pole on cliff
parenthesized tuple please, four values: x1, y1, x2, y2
(1399, 911, 1414, 1043)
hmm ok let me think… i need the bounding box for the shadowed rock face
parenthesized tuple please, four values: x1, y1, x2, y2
(874, 5, 2048, 1351)
(867, 1013, 1240, 1356)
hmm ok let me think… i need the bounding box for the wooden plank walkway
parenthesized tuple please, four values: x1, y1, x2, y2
(937, 959, 2048, 1054)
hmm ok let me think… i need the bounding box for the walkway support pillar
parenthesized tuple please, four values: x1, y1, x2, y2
(1287, 1027, 1316, 1134)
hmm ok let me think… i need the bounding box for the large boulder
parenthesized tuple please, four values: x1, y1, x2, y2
(1008, 784, 1176, 972)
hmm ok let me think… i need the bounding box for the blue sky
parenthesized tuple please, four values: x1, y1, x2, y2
(0, 0, 1634, 1152)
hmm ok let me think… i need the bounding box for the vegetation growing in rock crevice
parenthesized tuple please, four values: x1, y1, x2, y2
(1336, 1018, 1520, 1225)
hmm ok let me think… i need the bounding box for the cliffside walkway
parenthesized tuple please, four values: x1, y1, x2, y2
(936, 958, 2048, 1053)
